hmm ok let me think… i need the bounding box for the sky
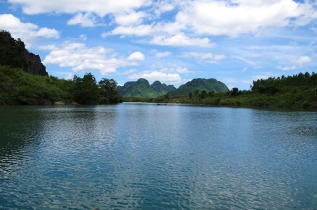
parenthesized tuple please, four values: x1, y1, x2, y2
(0, 0, 317, 89)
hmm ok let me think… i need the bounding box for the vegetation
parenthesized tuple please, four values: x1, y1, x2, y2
(119, 78, 176, 97)
(0, 30, 121, 105)
(123, 73, 317, 110)
(0, 66, 122, 105)
(119, 78, 229, 98)
(168, 78, 229, 97)
(0, 30, 47, 76)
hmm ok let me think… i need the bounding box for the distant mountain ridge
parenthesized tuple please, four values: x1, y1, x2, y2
(169, 78, 229, 97)
(0, 30, 48, 76)
(118, 78, 176, 97)
(119, 78, 229, 97)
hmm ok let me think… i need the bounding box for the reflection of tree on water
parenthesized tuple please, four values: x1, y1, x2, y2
(0, 107, 44, 173)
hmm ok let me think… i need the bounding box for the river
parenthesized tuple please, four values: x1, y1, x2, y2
(0, 103, 316, 209)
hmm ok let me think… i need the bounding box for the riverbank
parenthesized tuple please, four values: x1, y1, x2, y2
(123, 90, 317, 110)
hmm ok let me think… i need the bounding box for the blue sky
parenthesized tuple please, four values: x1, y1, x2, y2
(1, 0, 316, 89)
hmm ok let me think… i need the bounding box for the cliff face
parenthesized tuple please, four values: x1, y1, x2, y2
(0, 30, 48, 76)
(23, 52, 48, 76)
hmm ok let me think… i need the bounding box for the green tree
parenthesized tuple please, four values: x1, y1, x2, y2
(99, 78, 121, 103)
(194, 90, 200, 97)
(73, 73, 99, 104)
(231, 87, 239, 96)
(199, 90, 207, 99)
(208, 90, 215, 97)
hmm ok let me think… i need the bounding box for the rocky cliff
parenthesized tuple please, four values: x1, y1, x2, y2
(23, 52, 48, 76)
(0, 30, 48, 76)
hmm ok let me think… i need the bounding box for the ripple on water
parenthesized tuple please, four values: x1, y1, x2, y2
(0, 105, 316, 209)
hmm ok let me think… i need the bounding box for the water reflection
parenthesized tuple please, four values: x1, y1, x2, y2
(0, 104, 316, 209)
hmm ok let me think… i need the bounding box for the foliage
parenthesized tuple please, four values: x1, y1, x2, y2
(119, 78, 176, 97)
(0, 66, 69, 105)
(123, 72, 317, 110)
(0, 30, 48, 76)
(0, 66, 122, 105)
(168, 78, 229, 97)
(72, 73, 99, 104)
(251, 72, 317, 94)
(99, 78, 122, 103)
(0, 31, 26, 69)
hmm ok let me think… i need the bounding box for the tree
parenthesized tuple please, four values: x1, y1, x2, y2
(73, 73, 99, 104)
(200, 90, 207, 99)
(99, 78, 121, 103)
(208, 90, 215, 97)
(231, 87, 239, 96)
(194, 90, 199, 97)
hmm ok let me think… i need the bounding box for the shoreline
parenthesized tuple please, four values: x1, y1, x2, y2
(122, 96, 317, 111)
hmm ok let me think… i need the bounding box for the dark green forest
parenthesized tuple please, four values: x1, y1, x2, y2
(0, 66, 122, 105)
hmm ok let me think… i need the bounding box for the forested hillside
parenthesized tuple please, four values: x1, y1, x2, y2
(119, 78, 176, 97)
(168, 78, 229, 97)
(0, 31, 122, 105)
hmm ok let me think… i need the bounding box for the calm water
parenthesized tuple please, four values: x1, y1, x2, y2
(0, 103, 316, 209)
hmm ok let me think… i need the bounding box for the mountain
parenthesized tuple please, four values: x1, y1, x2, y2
(0, 30, 48, 76)
(168, 78, 229, 97)
(119, 78, 176, 97)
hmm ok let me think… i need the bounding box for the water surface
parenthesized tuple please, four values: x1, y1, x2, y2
(0, 103, 316, 209)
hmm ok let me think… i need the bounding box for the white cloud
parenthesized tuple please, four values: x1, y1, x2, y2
(130, 71, 182, 83)
(155, 66, 192, 74)
(38, 45, 58, 51)
(276, 65, 297, 71)
(232, 45, 307, 68)
(127, 52, 145, 61)
(183, 52, 226, 62)
(175, 0, 314, 37)
(79, 34, 87, 41)
(152, 1, 175, 15)
(277, 55, 311, 71)
(155, 51, 171, 57)
(0, 14, 59, 46)
(64, 73, 74, 80)
(43, 42, 136, 75)
(294, 56, 311, 65)
(108, 21, 184, 37)
(150, 33, 213, 47)
(8, 0, 317, 40)
(175, 67, 190, 73)
(67, 13, 98, 27)
(222, 73, 275, 88)
(118, 69, 138, 75)
(115, 12, 145, 26)
(110, 24, 153, 36)
(35, 27, 60, 38)
(8, 0, 148, 17)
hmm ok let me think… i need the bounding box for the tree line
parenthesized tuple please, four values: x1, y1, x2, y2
(0, 66, 122, 105)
